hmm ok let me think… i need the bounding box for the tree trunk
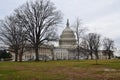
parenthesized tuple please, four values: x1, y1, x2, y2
(15, 49, 18, 62)
(19, 53, 23, 62)
(95, 51, 99, 65)
(77, 46, 80, 60)
(15, 52, 18, 62)
(35, 46, 39, 61)
(51, 48, 54, 60)
(90, 51, 93, 60)
(108, 51, 111, 59)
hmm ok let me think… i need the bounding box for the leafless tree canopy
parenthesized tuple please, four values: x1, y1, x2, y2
(84, 33, 101, 60)
(92, 33, 101, 59)
(0, 0, 62, 61)
(80, 40, 89, 59)
(103, 38, 114, 59)
(0, 15, 27, 61)
(14, 0, 62, 61)
(84, 33, 94, 59)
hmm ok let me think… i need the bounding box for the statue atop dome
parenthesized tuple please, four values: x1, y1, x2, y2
(66, 19, 69, 27)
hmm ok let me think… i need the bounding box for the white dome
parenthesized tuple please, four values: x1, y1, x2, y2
(59, 20, 76, 48)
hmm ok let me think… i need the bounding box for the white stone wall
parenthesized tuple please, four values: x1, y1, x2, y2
(53, 48, 69, 60)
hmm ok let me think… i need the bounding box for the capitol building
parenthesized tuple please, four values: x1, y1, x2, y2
(11, 20, 110, 61)
(53, 19, 77, 60)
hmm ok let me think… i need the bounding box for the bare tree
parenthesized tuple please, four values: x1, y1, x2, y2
(73, 18, 86, 60)
(85, 33, 101, 62)
(103, 38, 114, 59)
(15, 0, 62, 61)
(0, 15, 27, 62)
(92, 33, 101, 60)
(80, 39, 89, 59)
(84, 33, 94, 59)
(93, 35, 101, 64)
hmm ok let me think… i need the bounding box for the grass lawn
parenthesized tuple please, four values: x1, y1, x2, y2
(0, 60, 120, 80)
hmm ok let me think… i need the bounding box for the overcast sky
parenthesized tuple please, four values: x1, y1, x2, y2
(0, 0, 120, 49)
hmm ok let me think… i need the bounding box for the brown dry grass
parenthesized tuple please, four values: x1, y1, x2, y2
(0, 60, 120, 80)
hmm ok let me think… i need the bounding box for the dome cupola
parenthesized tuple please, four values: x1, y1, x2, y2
(59, 19, 76, 48)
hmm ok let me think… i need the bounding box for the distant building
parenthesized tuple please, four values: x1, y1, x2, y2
(10, 20, 114, 61)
